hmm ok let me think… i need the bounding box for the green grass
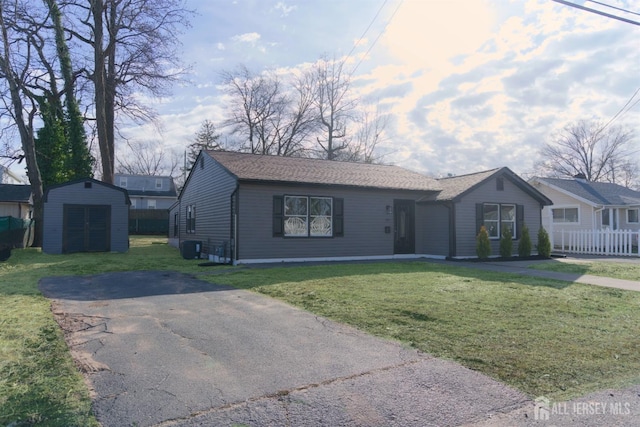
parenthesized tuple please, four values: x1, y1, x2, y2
(530, 260, 640, 281)
(0, 236, 210, 427)
(2, 239, 639, 424)
(211, 262, 640, 400)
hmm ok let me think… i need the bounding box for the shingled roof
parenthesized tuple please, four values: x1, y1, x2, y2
(533, 177, 640, 206)
(0, 184, 32, 203)
(206, 151, 441, 192)
(429, 167, 552, 205)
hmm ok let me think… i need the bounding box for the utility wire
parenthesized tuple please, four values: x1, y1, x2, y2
(586, 0, 640, 17)
(552, 0, 640, 26)
(345, 0, 389, 63)
(350, 0, 404, 76)
(600, 87, 640, 131)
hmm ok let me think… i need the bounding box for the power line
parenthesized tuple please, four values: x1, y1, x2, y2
(600, 86, 640, 131)
(345, 0, 389, 62)
(586, 0, 640, 17)
(552, 0, 640, 26)
(350, 0, 404, 76)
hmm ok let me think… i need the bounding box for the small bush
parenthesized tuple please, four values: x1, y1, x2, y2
(499, 226, 513, 258)
(518, 225, 532, 257)
(476, 225, 491, 259)
(537, 226, 551, 258)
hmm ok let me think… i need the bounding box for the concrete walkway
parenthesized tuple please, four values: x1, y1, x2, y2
(449, 256, 640, 292)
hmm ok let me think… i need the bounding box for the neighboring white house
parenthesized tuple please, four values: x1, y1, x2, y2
(0, 165, 27, 185)
(114, 174, 177, 209)
(530, 175, 640, 252)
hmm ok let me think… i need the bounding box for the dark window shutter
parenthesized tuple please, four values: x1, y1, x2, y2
(516, 204, 524, 239)
(273, 196, 284, 237)
(476, 203, 484, 235)
(333, 198, 344, 237)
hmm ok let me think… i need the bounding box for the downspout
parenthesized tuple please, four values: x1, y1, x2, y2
(230, 184, 239, 265)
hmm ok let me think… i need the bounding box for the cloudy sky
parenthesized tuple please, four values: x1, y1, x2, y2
(121, 0, 639, 178)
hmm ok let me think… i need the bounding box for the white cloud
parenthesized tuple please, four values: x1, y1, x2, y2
(231, 32, 261, 44)
(274, 2, 297, 17)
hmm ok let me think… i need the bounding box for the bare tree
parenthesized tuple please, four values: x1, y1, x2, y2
(220, 65, 315, 156)
(343, 103, 389, 163)
(0, 0, 46, 244)
(65, 0, 192, 183)
(116, 140, 179, 176)
(535, 120, 637, 184)
(312, 56, 357, 160)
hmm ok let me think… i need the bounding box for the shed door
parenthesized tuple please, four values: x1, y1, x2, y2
(63, 205, 111, 253)
(394, 200, 415, 254)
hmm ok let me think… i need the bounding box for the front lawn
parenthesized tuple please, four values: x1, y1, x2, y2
(213, 262, 640, 401)
(2, 238, 639, 424)
(530, 259, 640, 281)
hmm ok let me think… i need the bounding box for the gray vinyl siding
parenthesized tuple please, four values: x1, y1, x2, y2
(416, 203, 450, 257)
(237, 183, 427, 260)
(178, 153, 237, 255)
(453, 176, 543, 257)
(130, 196, 175, 210)
(43, 181, 129, 254)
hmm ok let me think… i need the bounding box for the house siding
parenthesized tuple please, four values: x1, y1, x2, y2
(43, 181, 129, 254)
(0, 202, 30, 219)
(178, 153, 238, 256)
(236, 183, 429, 261)
(454, 176, 544, 257)
(416, 203, 450, 257)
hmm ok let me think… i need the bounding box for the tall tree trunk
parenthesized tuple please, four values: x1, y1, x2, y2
(91, 0, 113, 183)
(0, 5, 44, 246)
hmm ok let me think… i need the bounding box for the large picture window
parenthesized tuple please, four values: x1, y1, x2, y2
(552, 207, 578, 223)
(481, 203, 516, 239)
(284, 196, 333, 237)
(275, 195, 342, 238)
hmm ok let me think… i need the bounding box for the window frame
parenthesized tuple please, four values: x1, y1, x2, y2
(119, 177, 127, 188)
(147, 199, 156, 209)
(551, 206, 579, 224)
(281, 195, 335, 238)
(482, 203, 516, 240)
(155, 178, 163, 189)
(186, 204, 196, 234)
(627, 208, 638, 224)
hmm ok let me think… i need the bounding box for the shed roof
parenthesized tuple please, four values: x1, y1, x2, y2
(43, 178, 131, 204)
(0, 184, 32, 203)
(206, 151, 442, 192)
(533, 177, 640, 206)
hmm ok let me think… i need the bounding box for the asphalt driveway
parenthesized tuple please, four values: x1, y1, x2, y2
(39, 271, 530, 426)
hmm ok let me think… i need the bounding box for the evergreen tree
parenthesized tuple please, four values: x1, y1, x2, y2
(499, 226, 513, 258)
(186, 120, 222, 169)
(35, 96, 68, 186)
(518, 225, 532, 257)
(47, 0, 93, 179)
(537, 227, 552, 258)
(476, 225, 491, 259)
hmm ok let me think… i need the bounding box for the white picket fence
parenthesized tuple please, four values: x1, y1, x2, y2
(554, 229, 640, 257)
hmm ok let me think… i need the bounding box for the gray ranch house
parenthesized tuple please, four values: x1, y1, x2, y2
(170, 151, 551, 263)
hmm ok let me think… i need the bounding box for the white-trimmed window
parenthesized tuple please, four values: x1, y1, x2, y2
(552, 207, 579, 223)
(628, 208, 639, 224)
(130, 199, 137, 209)
(147, 199, 156, 209)
(120, 177, 127, 188)
(283, 195, 333, 237)
(482, 203, 515, 239)
(155, 178, 163, 189)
